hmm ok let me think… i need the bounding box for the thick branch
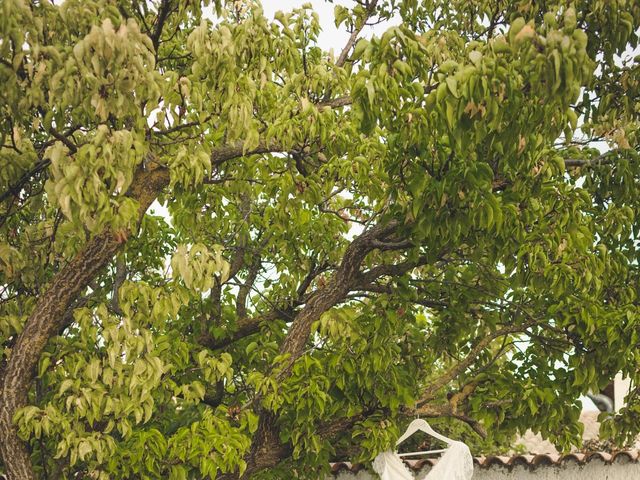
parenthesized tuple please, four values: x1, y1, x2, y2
(356, 256, 428, 287)
(0, 162, 169, 480)
(240, 220, 403, 477)
(0, 138, 285, 478)
(370, 239, 413, 250)
(317, 96, 352, 110)
(210, 139, 285, 168)
(278, 220, 400, 367)
(417, 322, 532, 406)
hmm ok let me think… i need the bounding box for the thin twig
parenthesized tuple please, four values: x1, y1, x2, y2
(335, 1, 379, 68)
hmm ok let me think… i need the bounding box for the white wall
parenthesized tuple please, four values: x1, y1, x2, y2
(614, 372, 632, 412)
(469, 462, 640, 480)
(332, 460, 640, 480)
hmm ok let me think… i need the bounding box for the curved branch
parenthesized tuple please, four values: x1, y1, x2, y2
(417, 322, 535, 406)
(0, 138, 293, 478)
(277, 219, 400, 367)
(0, 161, 169, 479)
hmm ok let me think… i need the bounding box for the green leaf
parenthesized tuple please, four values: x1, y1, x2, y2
(445, 77, 459, 98)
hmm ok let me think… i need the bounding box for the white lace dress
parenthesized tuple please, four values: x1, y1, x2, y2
(372, 441, 473, 480)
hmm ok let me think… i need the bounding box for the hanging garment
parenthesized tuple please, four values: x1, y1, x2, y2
(372, 440, 474, 480)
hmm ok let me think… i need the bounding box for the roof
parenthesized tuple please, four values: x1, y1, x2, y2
(331, 410, 640, 475)
(514, 410, 605, 455)
(330, 450, 640, 475)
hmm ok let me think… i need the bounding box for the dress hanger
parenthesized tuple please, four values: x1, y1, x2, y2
(373, 418, 474, 480)
(395, 419, 454, 457)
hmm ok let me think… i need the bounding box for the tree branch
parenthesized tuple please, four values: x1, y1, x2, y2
(409, 401, 487, 439)
(0, 136, 292, 477)
(0, 161, 169, 479)
(317, 96, 352, 110)
(153, 116, 211, 136)
(417, 322, 534, 406)
(0, 159, 50, 205)
(564, 151, 620, 168)
(210, 139, 285, 167)
(199, 310, 287, 351)
(356, 256, 429, 287)
(335, 1, 379, 68)
(239, 220, 405, 477)
(236, 258, 261, 319)
(109, 256, 126, 316)
(277, 219, 400, 368)
(370, 238, 413, 251)
(150, 0, 173, 52)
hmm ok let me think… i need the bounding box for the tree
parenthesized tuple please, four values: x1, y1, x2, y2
(0, 0, 639, 478)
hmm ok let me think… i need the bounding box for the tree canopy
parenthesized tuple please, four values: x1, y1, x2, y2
(1, 0, 639, 478)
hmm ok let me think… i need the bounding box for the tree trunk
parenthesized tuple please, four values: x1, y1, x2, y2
(0, 165, 168, 479)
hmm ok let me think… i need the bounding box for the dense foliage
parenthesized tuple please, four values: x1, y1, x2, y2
(1, 0, 639, 478)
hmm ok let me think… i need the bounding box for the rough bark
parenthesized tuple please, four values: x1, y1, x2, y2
(0, 139, 288, 479)
(243, 412, 290, 477)
(278, 220, 400, 367)
(0, 163, 170, 480)
(0, 132, 397, 479)
(238, 221, 402, 478)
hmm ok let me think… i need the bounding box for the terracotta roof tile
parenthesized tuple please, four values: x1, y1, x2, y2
(330, 449, 640, 474)
(331, 411, 640, 475)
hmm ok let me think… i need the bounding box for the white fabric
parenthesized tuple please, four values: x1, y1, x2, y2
(372, 440, 473, 480)
(372, 451, 414, 480)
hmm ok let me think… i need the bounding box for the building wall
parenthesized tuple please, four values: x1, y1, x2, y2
(332, 460, 640, 480)
(614, 372, 632, 412)
(469, 462, 640, 480)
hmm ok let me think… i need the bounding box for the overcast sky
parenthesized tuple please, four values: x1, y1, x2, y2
(262, 0, 350, 51)
(261, 0, 395, 54)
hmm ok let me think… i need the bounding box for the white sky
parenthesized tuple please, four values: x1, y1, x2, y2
(262, 0, 351, 51)
(261, 0, 396, 52)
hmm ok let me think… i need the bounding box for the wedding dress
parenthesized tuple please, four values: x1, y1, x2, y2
(372, 440, 474, 480)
